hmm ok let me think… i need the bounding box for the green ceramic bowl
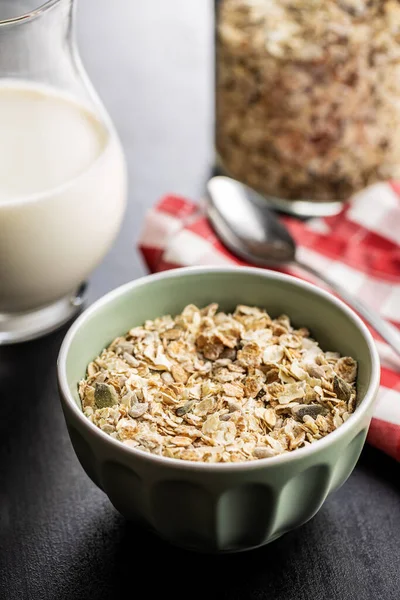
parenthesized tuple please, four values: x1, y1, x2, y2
(58, 267, 380, 553)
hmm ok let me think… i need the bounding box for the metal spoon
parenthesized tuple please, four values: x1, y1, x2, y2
(206, 175, 400, 357)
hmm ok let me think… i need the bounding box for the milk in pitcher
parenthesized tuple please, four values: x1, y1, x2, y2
(0, 80, 126, 313)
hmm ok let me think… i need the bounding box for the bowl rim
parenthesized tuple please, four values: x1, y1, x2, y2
(57, 266, 380, 471)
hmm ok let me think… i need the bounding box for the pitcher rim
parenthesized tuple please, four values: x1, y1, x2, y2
(0, 0, 64, 26)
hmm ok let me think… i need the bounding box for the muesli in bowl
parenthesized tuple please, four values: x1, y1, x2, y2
(79, 303, 358, 463)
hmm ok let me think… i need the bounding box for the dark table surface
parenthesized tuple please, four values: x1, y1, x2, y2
(1, 2, 400, 599)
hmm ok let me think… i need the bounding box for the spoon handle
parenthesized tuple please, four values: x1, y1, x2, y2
(295, 259, 400, 357)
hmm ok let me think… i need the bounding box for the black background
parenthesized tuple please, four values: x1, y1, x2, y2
(1, 2, 400, 598)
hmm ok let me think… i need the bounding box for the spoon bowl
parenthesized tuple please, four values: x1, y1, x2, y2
(206, 176, 296, 266)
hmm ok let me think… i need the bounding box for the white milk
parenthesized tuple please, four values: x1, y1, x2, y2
(0, 81, 126, 312)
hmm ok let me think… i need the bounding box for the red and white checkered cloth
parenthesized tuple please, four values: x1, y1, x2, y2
(138, 182, 400, 461)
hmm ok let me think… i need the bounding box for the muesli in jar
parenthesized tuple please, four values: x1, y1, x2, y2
(216, 0, 400, 202)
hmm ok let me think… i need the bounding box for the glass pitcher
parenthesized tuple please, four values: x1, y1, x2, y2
(0, 0, 127, 344)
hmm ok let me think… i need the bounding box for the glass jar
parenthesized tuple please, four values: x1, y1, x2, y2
(0, 0, 127, 344)
(215, 0, 400, 216)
